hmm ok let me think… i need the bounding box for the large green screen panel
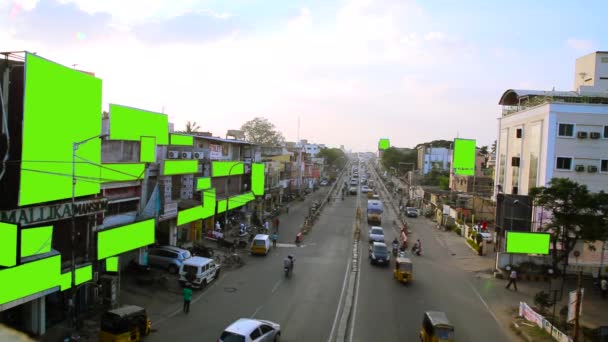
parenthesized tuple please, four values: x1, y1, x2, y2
(163, 160, 198, 175)
(109, 104, 168, 145)
(60, 272, 71, 291)
(378, 138, 390, 150)
(453, 138, 476, 176)
(197, 177, 211, 191)
(251, 163, 265, 196)
(97, 219, 155, 260)
(0, 255, 61, 305)
(212, 161, 244, 177)
(177, 206, 204, 226)
(106, 256, 118, 272)
(170, 134, 193, 146)
(75, 264, 92, 285)
(217, 199, 228, 214)
(20, 53, 102, 206)
(230, 192, 255, 210)
(506, 232, 550, 255)
(21, 225, 53, 257)
(0, 222, 17, 267)
(140, 136, 156, 163)
(201, 189, 216, 219)
(101, 163, 146, 182)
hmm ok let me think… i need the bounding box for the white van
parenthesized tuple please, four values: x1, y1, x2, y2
(251, 234, 271, 255)
(179, 256, 220, 289)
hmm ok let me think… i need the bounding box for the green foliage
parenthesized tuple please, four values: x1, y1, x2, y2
(529, 178, 608, 270)
(184, 120, 200, 133)
(466, 239, 480, 252)
(534, 291, 552, 314)
(454, 227, 461, 235)
(380, 147, 416, 173)
(240, 117, 285, 146)
(422, 168, 450, 186)
(421, 140, 452, 149)
(317, 148, 346, 168)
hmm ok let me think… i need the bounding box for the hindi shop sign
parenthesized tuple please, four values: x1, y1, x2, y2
(0, 198, 108, 226)
(210, 144, 222, 160)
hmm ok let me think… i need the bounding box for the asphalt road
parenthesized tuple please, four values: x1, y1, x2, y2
(350, 167, 513, 342)
(148, 182, 357, 341)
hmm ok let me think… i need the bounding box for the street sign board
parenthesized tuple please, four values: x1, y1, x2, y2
(567, 288, 584, 323)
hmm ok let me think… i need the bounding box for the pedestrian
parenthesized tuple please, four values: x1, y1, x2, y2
(272, 233, 278, 248)
(601, 277, 608, 299)
(183, 286, 192, 314)
(286, 204, 290, 214)
(505, 269, 518, 291)
(274, 217, 280, 231)
(264, 220, 270, 232)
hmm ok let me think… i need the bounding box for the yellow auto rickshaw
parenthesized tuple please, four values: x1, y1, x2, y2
(99, 305, 151, 342)
(419, 311, 455, 342)
(393, 257, 413, 284)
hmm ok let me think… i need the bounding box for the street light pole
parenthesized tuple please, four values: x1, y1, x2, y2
(224, 162, 243, 232)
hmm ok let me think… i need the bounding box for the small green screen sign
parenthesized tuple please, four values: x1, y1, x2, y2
(378, 139, 390, 150)
(506, 232, 550, 255)
(453, 138, 476, 176)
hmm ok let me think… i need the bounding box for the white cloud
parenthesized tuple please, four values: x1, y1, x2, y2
(9, 0, 40, 11)
(566, 38, 593, 52)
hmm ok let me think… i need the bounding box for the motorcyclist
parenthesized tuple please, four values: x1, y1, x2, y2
(392, 238, 399, 254)
(413, 239, 422, 255)
(283, 255, 295, 273)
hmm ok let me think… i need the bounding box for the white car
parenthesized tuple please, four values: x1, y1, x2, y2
(368, 226, 385, 243)
(219, 318, 281, 342)
(361, 185, 371, 193)
(473, 226, 493, 243)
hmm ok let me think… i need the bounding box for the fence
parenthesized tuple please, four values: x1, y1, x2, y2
(519, 302, 572, 342)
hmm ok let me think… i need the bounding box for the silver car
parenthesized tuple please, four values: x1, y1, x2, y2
(368, 226, 385, 243)
(147, 246, 192, 274)
(219, 318, 281, 342)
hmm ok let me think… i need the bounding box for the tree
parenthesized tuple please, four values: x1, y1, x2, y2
(529, 178, 598, 272)
(490, 140, 497, 155)
(240, 117, 285, 146)
(422, 168, 449, 188)
(534, 291, 553, 315)
(317, 148, 346, 169)
(380, 147, 416, 173)
(184, 121, 201, 133)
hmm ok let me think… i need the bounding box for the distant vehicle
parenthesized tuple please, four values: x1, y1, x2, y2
(349, 186, 358, 195)
(350, 179, 358, 186)
(219, 318, 281, 342)
(367, 199, 383, 224)
(148, 246, 192, 274)
(179, 256, 220, 289)
(369, 242, 390, 265)
(320, 180, 328, 186)
(473, 226, 493, 243)
(368, 226, 385, 243)
(361, 185, 371, 193)
(406, 207, 418, 218)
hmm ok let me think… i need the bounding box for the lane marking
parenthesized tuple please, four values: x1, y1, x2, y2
(251, 305, 263, 318)
(348, 243, 362, 342)
(271, 279, 282, 294)
(327, 251, 354, 342)
(469, 282, 501, 325)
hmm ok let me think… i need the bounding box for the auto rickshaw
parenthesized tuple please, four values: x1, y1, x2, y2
(99, 305, 151, 342)
(393, 257, 413, 284)
(419, 311, 455, 342)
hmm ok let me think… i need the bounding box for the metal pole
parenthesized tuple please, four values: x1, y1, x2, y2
(573, 270, 582, 342)
(70, 142, 77, 328)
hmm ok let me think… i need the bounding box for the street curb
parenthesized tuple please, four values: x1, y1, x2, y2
(511, 321, 536, 342)
(336, 239, 359, 341)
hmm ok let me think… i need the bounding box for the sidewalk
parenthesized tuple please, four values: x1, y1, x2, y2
(39, 187, 333, 341)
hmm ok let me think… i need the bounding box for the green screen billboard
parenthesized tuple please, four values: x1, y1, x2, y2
(506, 232, 550, 255)
(378, 139, 390, 150)
(453, 138, 476, 176)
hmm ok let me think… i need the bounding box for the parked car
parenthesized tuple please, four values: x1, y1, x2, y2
(320, 180, 328, 186)
(368, 226, 385, 243)
(473, 226, 493, 243)
(148, 246, 192, 274)
(219, 318, 281, 342)
(369, 242, 390, 266)
(179, 256, 220, 289)
(406, 207, 418, 218)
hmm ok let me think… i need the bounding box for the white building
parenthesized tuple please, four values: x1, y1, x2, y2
(296, 140, 323, 157)
(416, 145, 452, 175)
(494, 51, 608, 198)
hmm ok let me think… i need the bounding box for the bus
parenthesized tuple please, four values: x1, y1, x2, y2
(367, 199, 383, 224)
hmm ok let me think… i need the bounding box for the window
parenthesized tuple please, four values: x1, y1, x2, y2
(602, 57, 608, 63)
(604, 126, 608, 138)
(249, 327, 262, 340)
(260, 325, 274, 335)
(556, 157, 572, 170)
(516, 128, 522, 138)
(558, 124, 574, 137)
(602, 160, 608, 173)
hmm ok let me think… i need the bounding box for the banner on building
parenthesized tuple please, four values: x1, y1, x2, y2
(210, 144, 222, 160)
(567, 289, 584, 323)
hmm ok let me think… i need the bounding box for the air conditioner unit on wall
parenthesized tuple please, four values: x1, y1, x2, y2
(193, 152, 205, 159)
(168, 151, 179, 159)
(588, 165, 598, 173)
(590, 132, 601, 139)
(577, 131, 588, 139)
(575, 165, 585, 172)
(181, 152, 192, 159)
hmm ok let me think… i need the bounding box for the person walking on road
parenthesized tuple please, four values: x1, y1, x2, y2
(601, 277, 608, 299)
(273, 217, 280, 231)
(183, 286, 193, 314)
(506, 269, 518, 291)
(286, 204, 290, 214)
(272, 232, 278, 248)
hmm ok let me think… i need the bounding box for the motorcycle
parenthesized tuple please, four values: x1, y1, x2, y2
(412, 246, 422, 256)
(392, 244, 399, 256)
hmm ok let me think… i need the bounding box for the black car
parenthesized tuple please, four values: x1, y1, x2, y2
(406, 207, 418, 218)
(369, 242, 390, 266)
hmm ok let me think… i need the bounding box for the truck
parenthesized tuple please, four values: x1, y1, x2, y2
(367, 199, 383, 224)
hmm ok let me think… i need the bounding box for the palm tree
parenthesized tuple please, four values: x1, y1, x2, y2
(185, 121, 201, 133)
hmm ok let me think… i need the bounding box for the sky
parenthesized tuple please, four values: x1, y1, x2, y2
(2, 0, 608, 152)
